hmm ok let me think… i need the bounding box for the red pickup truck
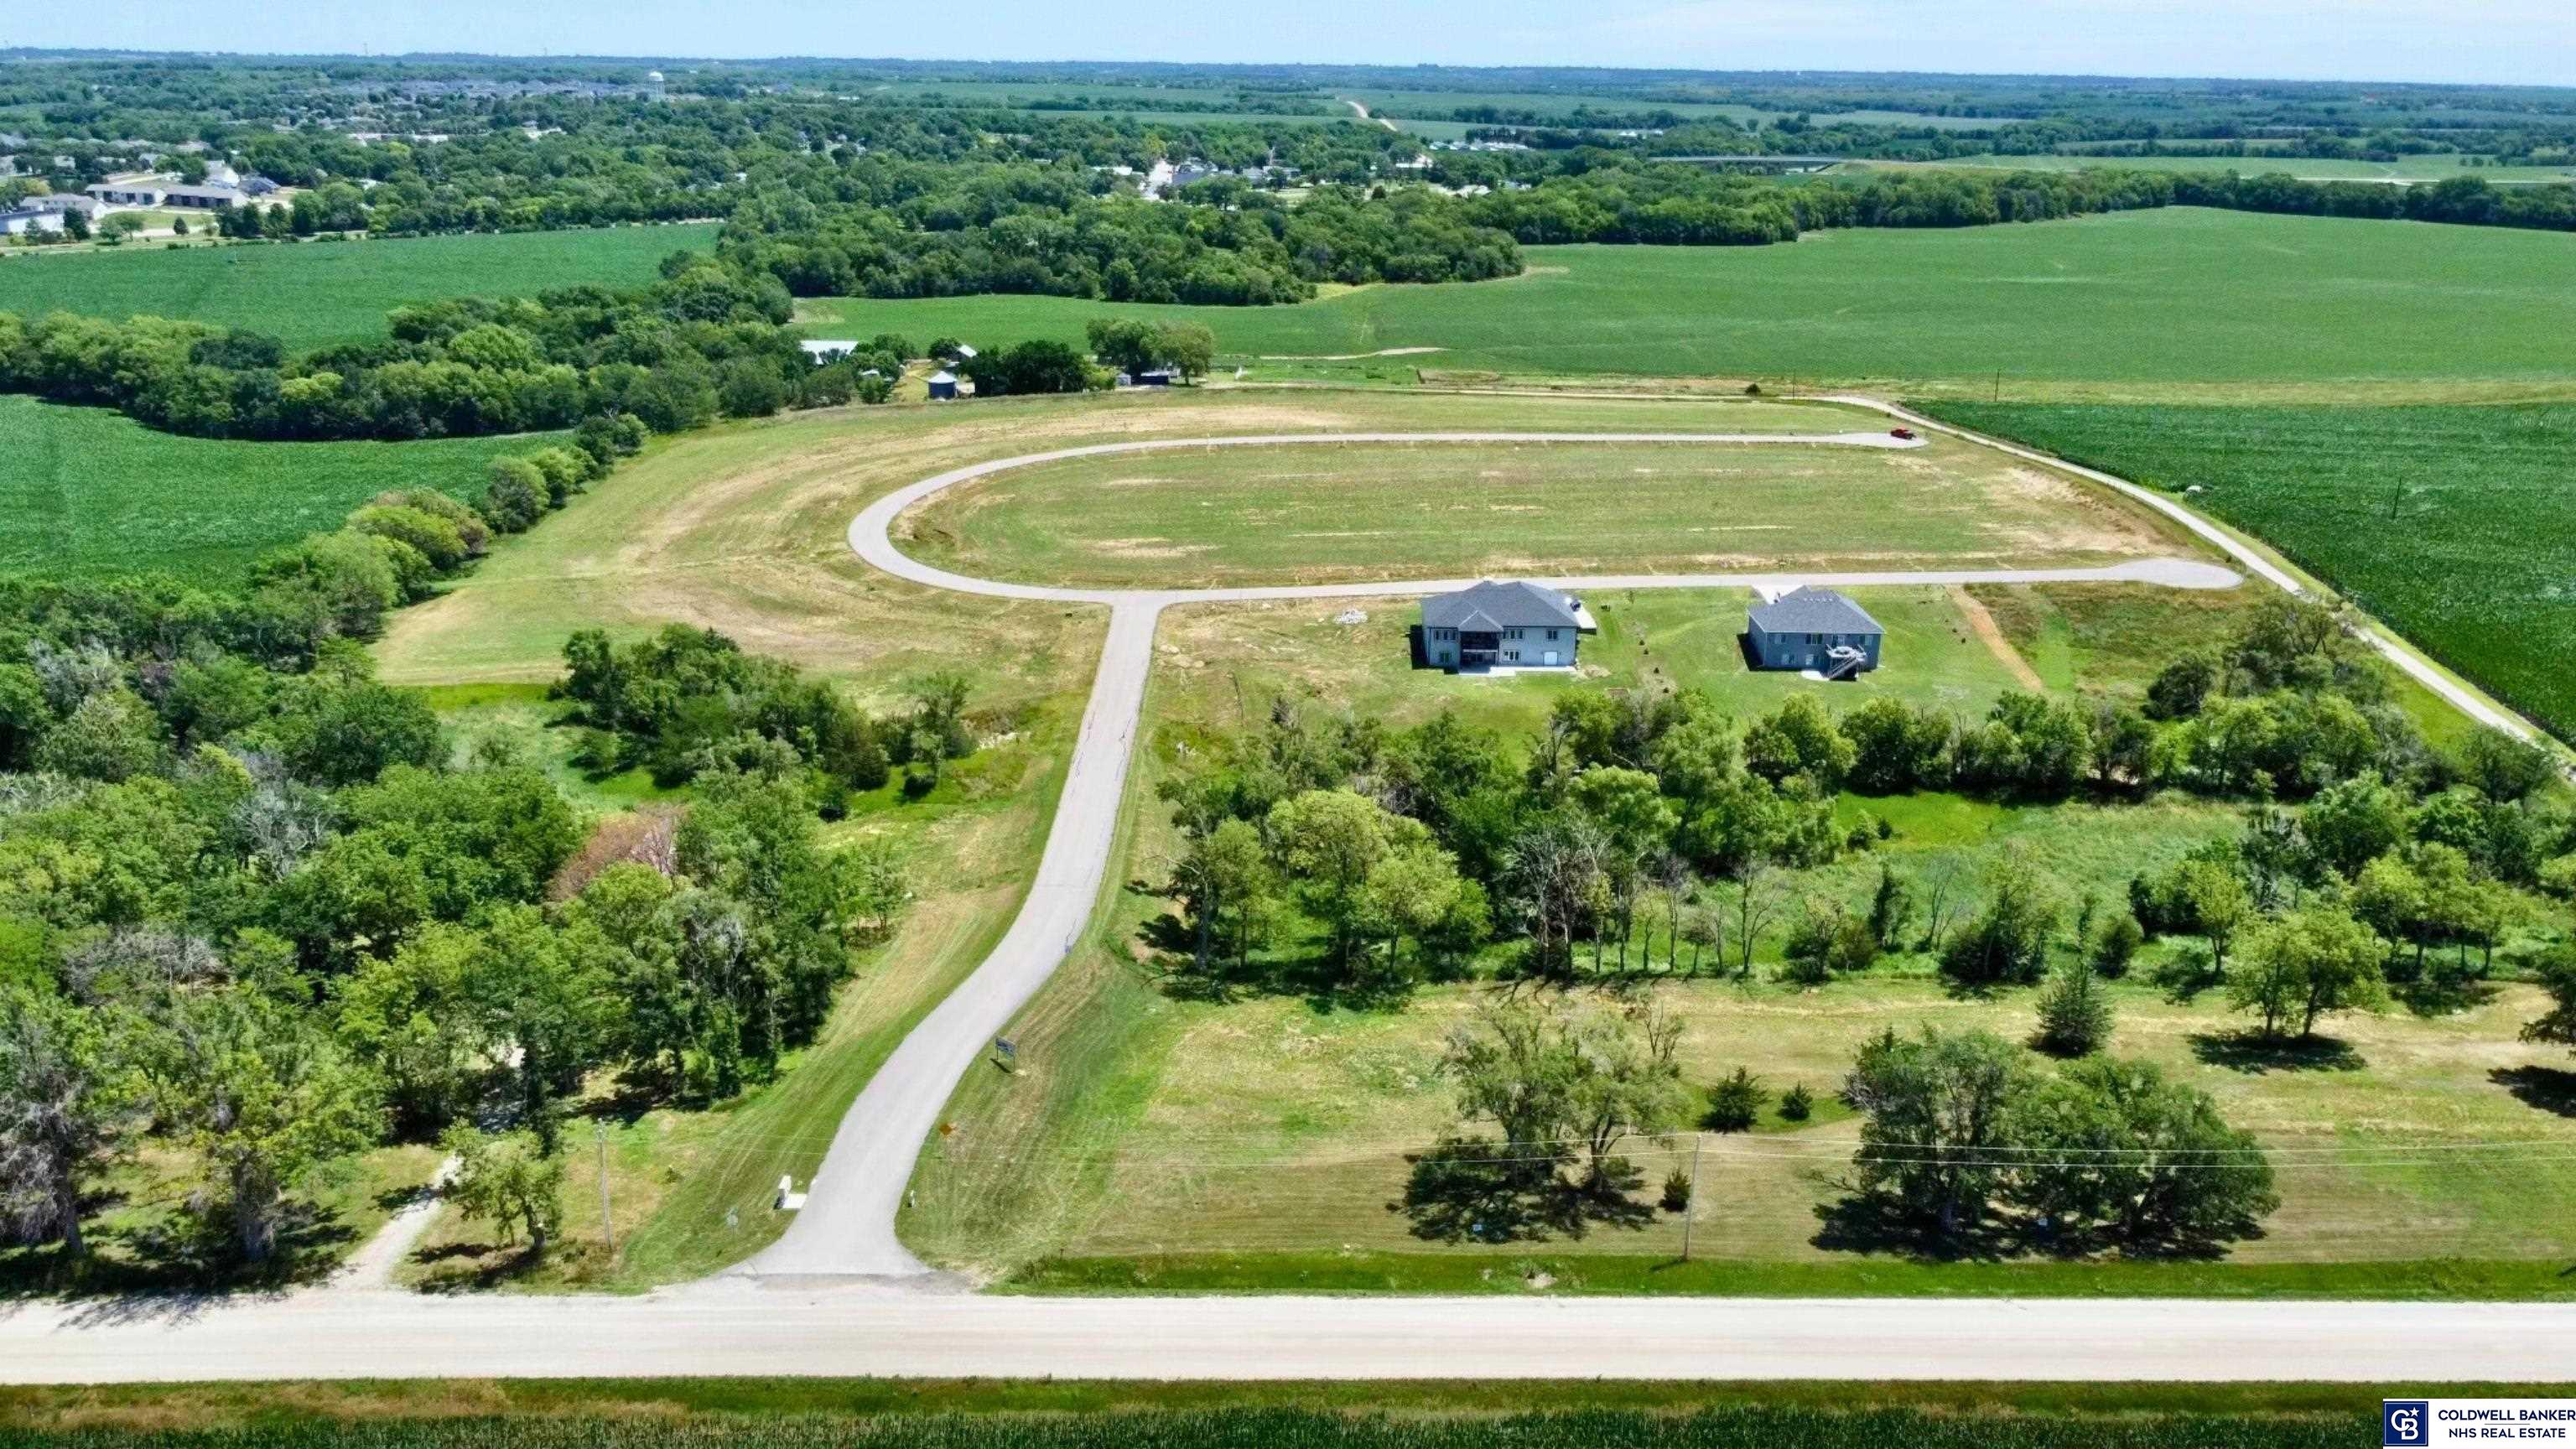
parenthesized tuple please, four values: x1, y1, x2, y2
(1890, 427, 1918, 440)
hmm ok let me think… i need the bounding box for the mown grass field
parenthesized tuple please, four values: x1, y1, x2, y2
(1919, 401, 2576, 743)
(896, 423, 2189, 589)
(373, 391, 1906, 689)
(377, 392, 1869, 1289)
(800, 209, 2576, 398)
(0, 223, 719, 351)
(902, 569, 2576, 1287)
(0, 395, 566, 581)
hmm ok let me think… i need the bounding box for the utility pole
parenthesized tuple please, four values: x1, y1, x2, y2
(1680, 1133, 1705, 1262)
(595, 1120, 615, 1255)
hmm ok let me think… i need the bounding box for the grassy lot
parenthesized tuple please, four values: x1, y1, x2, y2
(799, 209, 2576, 400)
(898, 567, 2576, 1286)
(1921, 401, 2576, 744)
(896, 426, 2191, 589)
(372, 391, 1929, 690)
(373, 391, 1839, 1288)
(341, 386, 2564, 1294)
(0, 395, 566, 581)
(0, 224, 719, 351)
(370, 405, 1128, 1290)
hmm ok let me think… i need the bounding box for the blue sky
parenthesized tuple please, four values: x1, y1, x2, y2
(17, 0, 2574, 88)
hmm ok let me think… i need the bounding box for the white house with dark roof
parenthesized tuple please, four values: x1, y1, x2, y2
(1748, 587, 1883, 677)
(1420, 579, 1597, 673)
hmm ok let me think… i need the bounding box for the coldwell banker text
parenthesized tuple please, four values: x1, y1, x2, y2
(2388, 1401, 2576, 1446)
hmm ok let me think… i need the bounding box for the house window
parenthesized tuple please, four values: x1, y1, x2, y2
(1545, 628, 1560, 641)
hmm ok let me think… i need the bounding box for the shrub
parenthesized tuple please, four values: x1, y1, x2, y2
(1779, 1083, 1813, 1121)
(2032, 958, 2116, 1057)
(483, 457, 547, 532)
(575, 412, 649, 466)
(1940, 854, 2061, 987)
(524, 447, 593, 506)
(1783, 897, 1878, 984)
(348, 504, 470, 574)
(1704, 1066, 1765, 1133)
(381, 489, 489, 556)
(1660, 1166, 1692, 1213)
(2088, 911, 2145, 978)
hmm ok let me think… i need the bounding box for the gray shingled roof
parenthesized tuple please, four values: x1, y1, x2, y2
(1422, 579, 1583, 633)
(1748, 587, 1883, 636)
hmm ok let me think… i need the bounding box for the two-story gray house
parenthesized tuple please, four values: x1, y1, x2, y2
(1420, 580, 1597, 672)
(1748, 587, 1884, 677)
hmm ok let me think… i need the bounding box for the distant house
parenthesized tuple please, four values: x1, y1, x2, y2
(1746, 588, 1883, 677)
(0, 207, 65, 236)
(1420, 579, 1597, 673)
(28, 193, 102, 218)
(160, 184, 240, 210)
(927, 370, 959, 401)
(86, 177, 236, 210)
(799, 339, 857, 364)
(86, 179, 165, 206)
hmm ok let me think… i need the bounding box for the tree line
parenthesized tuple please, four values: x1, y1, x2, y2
(718, 178, 1522, 305)
(0, 256, 867, 444)
(1455, 161, 2576, 247)
(0, 600, 915, 1275)
(1149, 596, 2573, 1055)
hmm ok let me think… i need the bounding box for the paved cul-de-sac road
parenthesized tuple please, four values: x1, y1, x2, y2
(9, 421, 2567, 1386)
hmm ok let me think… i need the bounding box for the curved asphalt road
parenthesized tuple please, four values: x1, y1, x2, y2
(745, 428, 2237, 1282)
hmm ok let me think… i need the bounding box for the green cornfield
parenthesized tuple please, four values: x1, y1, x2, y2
(0, 1407, 2355, 1449)
(1918, 399, 2576, 743)
(799, 209, 2576, 388)
(0, 395, 568, 582)
(0, 224, 718, 351)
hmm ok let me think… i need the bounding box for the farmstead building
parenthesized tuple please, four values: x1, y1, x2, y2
(1420, 579, 1597, 673)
